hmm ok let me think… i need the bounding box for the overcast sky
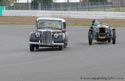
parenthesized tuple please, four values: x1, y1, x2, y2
(17, 0, 80, 3)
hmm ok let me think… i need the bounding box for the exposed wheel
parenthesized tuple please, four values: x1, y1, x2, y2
(30, 44, 35, 52)
(108, 38, 111, 43)
(112, 30, 116, 44)
(58, 46, 63, 50)
(88, 30, 93, 45)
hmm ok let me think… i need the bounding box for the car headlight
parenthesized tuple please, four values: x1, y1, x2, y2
(105, 28, 109, 32)
(54, 33, 62, 38)
(35, 32, 41, 38)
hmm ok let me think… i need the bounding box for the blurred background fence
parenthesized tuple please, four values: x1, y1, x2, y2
(0, 0, 125, 12)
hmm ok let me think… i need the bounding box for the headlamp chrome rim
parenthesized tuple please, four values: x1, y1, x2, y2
(53, 32, 62, 38)
(105, 28, 109, 32)
(54, 33, 59, 38)
(35, 32, 41, 38)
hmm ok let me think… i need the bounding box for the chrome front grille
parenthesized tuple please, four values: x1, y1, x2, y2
(42, 31, 52, 45)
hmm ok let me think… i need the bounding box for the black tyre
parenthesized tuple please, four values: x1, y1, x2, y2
(30, 44, 35, 52)
(36, 45, 39, 50)
(64, 42, 68, 48)
(108, 38, 111, 43)
(58, 46, 63, 50)
(88, 30, 93, 45)
(112, 30, 116, 44)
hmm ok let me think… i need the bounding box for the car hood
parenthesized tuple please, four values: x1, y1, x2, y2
(36, 28, 62, 33)
(96, 24, 109, 28)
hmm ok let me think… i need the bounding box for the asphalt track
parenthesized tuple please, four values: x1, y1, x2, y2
(0, 25, 125, 81)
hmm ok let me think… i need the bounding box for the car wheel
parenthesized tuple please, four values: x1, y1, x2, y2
(108, 38, 111, 43)
(88, 30, 93, 45)
(36, 45, 39, 50)
(64, 42, 68, 48)
(30, 44, 35, 52)
(112, 30, 116, 44)
(58, 46, 63, 50)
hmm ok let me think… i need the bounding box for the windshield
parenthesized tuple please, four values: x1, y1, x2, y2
(37, 20, 62, 29)
(94, 21, 100, 26)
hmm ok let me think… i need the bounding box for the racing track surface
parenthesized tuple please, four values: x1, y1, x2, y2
(0, 25, 125, 81)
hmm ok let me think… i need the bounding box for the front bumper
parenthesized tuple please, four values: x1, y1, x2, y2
(29, 40, 64, 46)
(95, 33, 111, 41)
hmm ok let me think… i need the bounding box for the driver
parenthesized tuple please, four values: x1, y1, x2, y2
(90, 19, 99, 29)
(92, 19, 100, 26)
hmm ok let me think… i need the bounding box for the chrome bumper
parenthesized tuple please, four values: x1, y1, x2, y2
(29, 41, 64, 46)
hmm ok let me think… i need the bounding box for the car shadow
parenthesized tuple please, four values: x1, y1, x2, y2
(34, 47, 66, 52)
(92, 41, 113, 45)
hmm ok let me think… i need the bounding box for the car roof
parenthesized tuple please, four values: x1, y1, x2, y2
(37, 17, 65, 22)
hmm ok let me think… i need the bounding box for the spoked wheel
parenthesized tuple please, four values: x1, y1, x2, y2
(88, 30, 93, 45)
(112, 29, 116, 44)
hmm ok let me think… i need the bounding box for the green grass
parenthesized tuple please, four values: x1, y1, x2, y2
(68, 22, 125, 27)
(89, 7, 125, 12)
(0, 22, 35, 25)
(105, 7, 125, 12)
(67, 22, 91, 26)
(0, 16, 125, 27)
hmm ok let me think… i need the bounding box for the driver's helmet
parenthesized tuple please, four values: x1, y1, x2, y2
(92, 19, 96, 25)
(92, 19, 99, 26)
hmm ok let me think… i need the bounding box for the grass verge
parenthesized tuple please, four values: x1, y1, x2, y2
(0, 16, 125, 27)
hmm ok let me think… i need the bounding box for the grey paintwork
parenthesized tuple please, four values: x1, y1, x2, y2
(89, 23, 115, 41)
(29, 18, 68, 51)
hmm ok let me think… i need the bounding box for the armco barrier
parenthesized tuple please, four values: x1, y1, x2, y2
(3, 10, 125, 19)
(0, 6, 5, 16)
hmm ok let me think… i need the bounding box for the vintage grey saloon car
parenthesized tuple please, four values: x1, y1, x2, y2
(29, 17, 68, 51)
(88, 20, 116, 45)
